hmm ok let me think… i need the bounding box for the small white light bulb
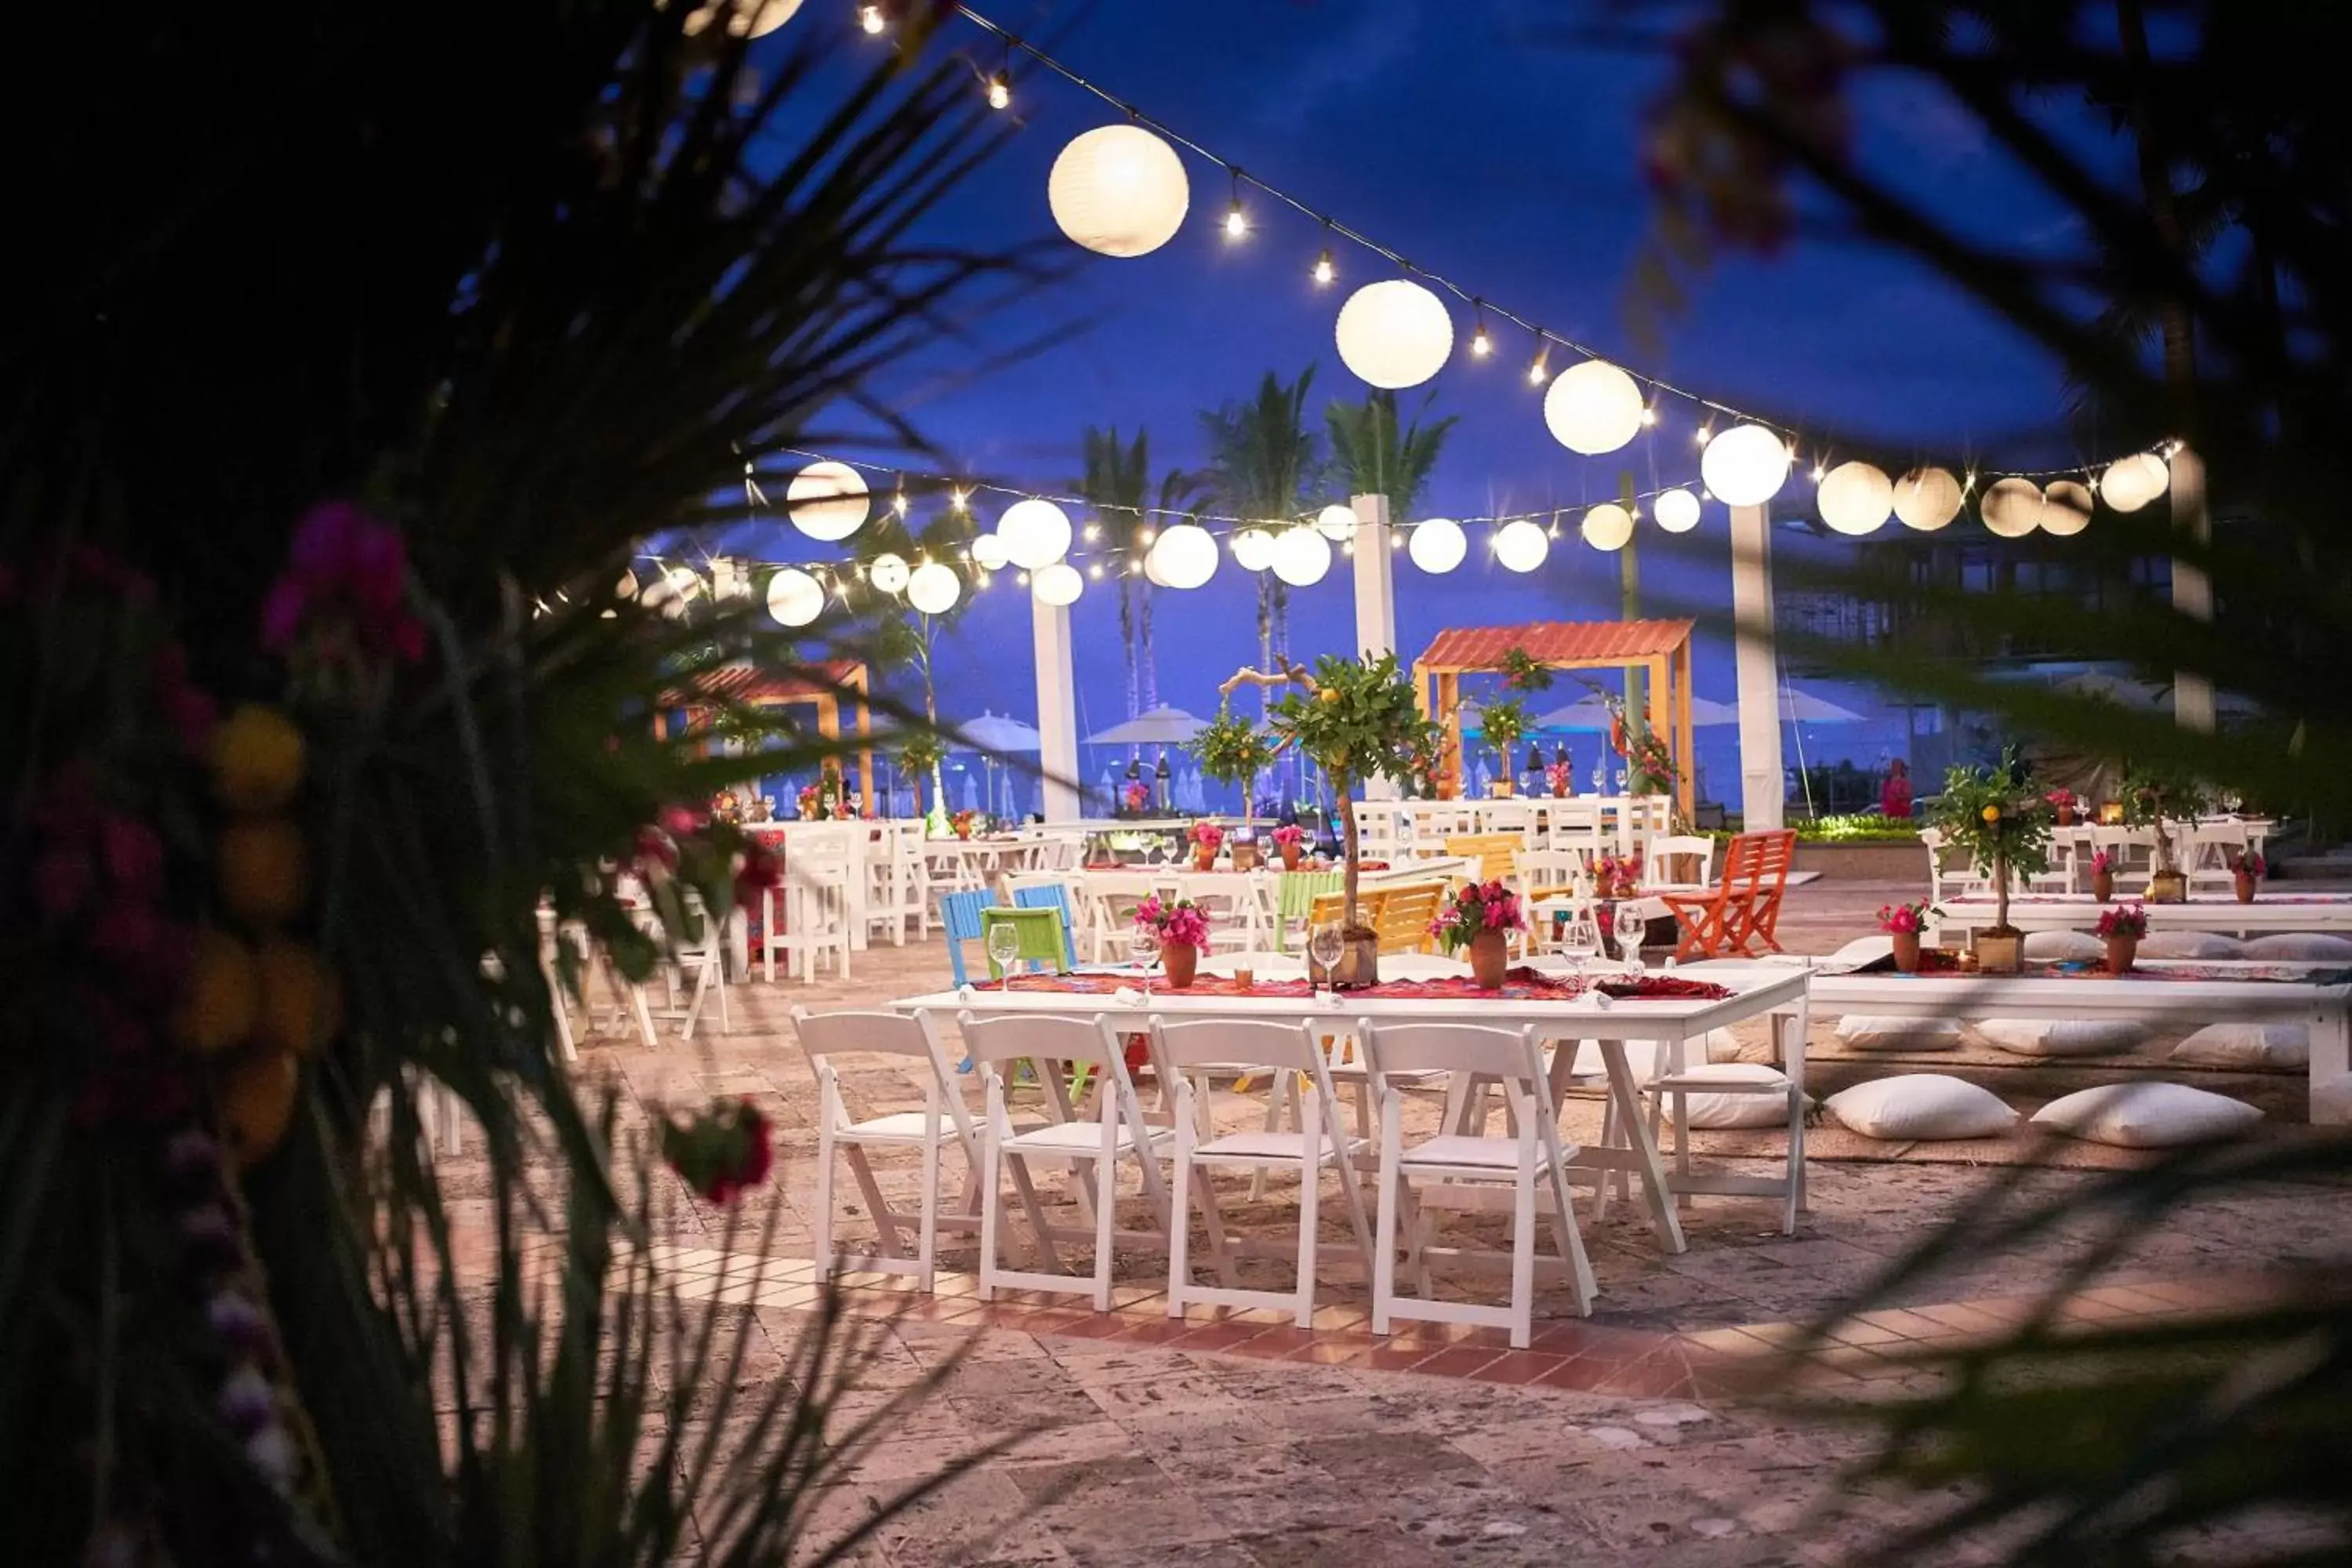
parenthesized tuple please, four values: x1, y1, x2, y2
(1312, 249, 1334, 285)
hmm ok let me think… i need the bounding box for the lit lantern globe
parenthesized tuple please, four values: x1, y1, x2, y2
(786, 459, 869, 542)
(1231, 528, 1276, 571)
(1149, 523, 1218, 589)
(1980, 477, 2043, 538)
(996, 498, 1073, 570)
(1653, 488, 1702, 534)
(1493, 518, 1550, 572)
(905, 561, 961, 615)
(2041, 478, 2092, 536)
(1315, 503, 1358, 541)
(868, 552, 910, 594)
(1542, 360, 1644, 456)
(1047, 125, 1190, 259)
(1894, 466, 1963, 532)
(765, 567, 824, 627)
(1406, 517, 1467, 574)
(679, 0, 802, 37)
(1030, 561, 1084, 607)
(971, 533, 1011, 572)
(1817, 460, 1893, 535)
(2099, 451, 2169, 513)
(1580, 503, 1635, 551)
(1334, 279, 1453, 390)
(1270, 526, 1332, 586)
(1699, 424, 1791, 506)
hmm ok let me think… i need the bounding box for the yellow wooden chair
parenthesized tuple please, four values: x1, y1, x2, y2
(1444, 833, 1523, 887)
(1373, 881, 1446, 954)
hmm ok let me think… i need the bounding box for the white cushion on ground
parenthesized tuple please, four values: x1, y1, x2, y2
(2169, 1022, 2309, 1071)
(2139, 931, 2243, 960)
(1662, 1062, 1808, 1128)
(1976, 1018, 2148, 1057)
(2031, 1083, 2263, 1147)
(1825, 935, 1893, 969)
(1563, 1029, 1744, 1078)
(2023, 930, 2105, 962)
(1826, 1075, 2018, 1141)
(1834, 1014, 1964, 1051)
(2242, 934, 2352, 962)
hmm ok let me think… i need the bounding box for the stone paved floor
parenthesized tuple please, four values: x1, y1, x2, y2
(444, 878, 2352, 1566)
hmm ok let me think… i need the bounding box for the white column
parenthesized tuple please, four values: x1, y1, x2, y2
(1730, 502, 1784, 830)
(1031, 590, 1082, 822)
(2169, 445, 2216, 734)
(1352, 492, 1401, 801)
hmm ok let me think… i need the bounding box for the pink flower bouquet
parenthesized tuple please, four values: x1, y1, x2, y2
(1429, 879, 1524, 953)
(2094, 902, 2148, 940)
(1876, 899, 1937, 935)
(1271, 824, 1307, 848)
(1189, 822, 1225, 852)
(1134, 895, 1209, 949)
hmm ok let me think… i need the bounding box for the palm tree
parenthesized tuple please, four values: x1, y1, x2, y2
(1142, 466, 1209, 712)
(1076, 426, 1153, 717)
(1203, 364, 1320, 696)
(848, 503, 978, 816)
(1326, 389, 1459, 523)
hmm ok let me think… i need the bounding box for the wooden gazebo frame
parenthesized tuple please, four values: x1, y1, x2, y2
(655, 659, 876, 815)
(1413, 619, 1697, 818)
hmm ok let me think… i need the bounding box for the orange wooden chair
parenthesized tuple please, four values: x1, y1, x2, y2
(1659, 829, 1798, 960)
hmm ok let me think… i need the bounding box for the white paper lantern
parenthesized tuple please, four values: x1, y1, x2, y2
(868, 552, 909, 594)
(786, 459, 869, 542)
(615, 568, 640, 601)
(1406, 517, 1467, 574)
(1030, 561, 1084, 606)
(765, 567, 823, 627)
(971, 533, 1011, 572)
(1047, 125, 1189, 259)
(906, 561, 960, 616)
(1315, 503, 1358, 541)
(2042, 478, 2093, 537)
(1894, 466, 1963, 532)
(1231, 528, 1276, 571)
(996, 498, 1073, 570)
(1699, 423, 1791, 507)
(1490, 518, 1550, 573)
(1149, 523, 1218, 590)
(1580, 503, 1635, 551)
(1271, 526, 1332, 586)
(1542, 360, 1645, 456)
(1817, 461, 1893, 536)
(2099, 451, 2169, 513)
(1334, 279, 1453, 390)
(680, 0, 802, 37)
(1980, 477, 2042, 538)
(1653, 488, 1702, 534)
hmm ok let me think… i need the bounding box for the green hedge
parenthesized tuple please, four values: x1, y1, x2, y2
(1711, 814, 1921, 844)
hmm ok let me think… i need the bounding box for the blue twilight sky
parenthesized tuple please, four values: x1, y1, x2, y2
(695, 0, 2122, 806)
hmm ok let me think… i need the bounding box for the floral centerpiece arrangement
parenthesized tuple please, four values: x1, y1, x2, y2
(2231, 849, 2267, 902)
(2095, 902, 2148, 973)
(896, 729, 947, 818)
(949, 808, 979, 840)
(1431, 879, 1526, 988)
(1927, 748, 2054, 971)
(1271, 822, 1310, 869)
(2045, 787, 2080, 826)
(1545, 755, 1576, 798)
(1877, 898, 1940, 971)
(1120, 779, 1150, 816)
(2089, 848, 2118, 902)
(1134, 895, 1210, 987)
(1595, 851, 1643, 898)
(1188, 820, 1224, 869)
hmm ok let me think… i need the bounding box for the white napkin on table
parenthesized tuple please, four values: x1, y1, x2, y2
(1113, 987, 1148, 1007)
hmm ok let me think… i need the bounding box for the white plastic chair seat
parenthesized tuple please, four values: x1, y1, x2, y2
(1401, 1133, 1573, 1173)
(835, 1110, 942, 1145)
(1000, 1120, 1176, 1157)
(1192, 1128, 1362, 1163)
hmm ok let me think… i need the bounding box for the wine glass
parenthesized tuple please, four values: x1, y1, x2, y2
(1614, 902, 1648, 973)
(1560, 905, 1600, 980)
(1130, 924, 1160, 999)
(985, 921, 1022, 993)
(1309, 923, 1345, 998)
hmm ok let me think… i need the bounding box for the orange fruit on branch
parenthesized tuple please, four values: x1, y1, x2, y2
(252, 939, 341, 1058)
(218, 819, 309, 924)
(219, 1050, 299, 1169)
(211, 705, 307, 815)
(170, 929, 260, 1056)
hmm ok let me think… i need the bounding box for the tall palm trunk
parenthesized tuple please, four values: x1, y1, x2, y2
(1118, 579, 1138, 717)
(1139, 586, 1159, 710)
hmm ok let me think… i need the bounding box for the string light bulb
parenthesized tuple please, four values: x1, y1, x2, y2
(1809, 463, 1827, 484)
(1640, 405, 1659, 426)
(1223, 168, 1247, 241)
(1526, 341, 1552, 386)
(858, 2, 885, 34)
(891, 488, 909, 517)
(1312, 248, 1334, 285)
(986, 71, 1011, 111)
(1694, 425, 1714, 447)
(950, 487, 968, 512)
(1470, 305, 1493, 358)
(1083, 521, 1101, 542)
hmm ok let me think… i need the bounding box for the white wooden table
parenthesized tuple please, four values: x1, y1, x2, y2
(1935, 894, 2352, 939)
(894, 967, 1813, 1254)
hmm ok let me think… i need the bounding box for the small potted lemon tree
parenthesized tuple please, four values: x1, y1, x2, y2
(1188, 702, 1277, 866)
(1928, 750, 2053, 973)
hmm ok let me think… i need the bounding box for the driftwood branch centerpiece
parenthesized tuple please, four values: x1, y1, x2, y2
(1235, 651, 1432, 988)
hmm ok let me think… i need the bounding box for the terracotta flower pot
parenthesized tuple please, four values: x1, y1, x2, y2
(2092, 869, 2114, 903)
(1890, 930, 1922, 974)
(1469, 929, 1508, 989)
(1162, 942, 1198, 989)
(1193, 848, 1216, 872)
(1279, 842, 1303, 871)
(2103, 934, 2138, 975)
(2056, 804, 2076, 826)
(2234, 871, 2256, 904)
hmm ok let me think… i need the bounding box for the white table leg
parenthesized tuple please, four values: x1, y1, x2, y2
(2311, 1000, 2352, 1126)
(1596, 1038, 1686, 1254)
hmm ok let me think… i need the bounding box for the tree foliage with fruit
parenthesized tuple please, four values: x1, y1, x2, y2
(1258, 652, 1428, 930)
(1927, 749, 2053, 935)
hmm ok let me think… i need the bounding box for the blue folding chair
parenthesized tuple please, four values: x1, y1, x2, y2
(1012, 883, 1080, 971)
(938, 887, 991, 989)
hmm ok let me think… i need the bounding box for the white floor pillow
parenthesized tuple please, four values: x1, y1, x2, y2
(2242, 934, 2352, 962)
(1566, 1030, 1744, 1079)
(2169, 1022, 2309, 1071)
(1824, 935, 1893, 971)
(2139, 931, 2243, 960)
(1666, 1063, 1806, 1128)
(2032, 1083, 2263, 1147)
(1834, 1014, 1964, 1051)
(1826, 1076, 2018, 1141)
(2024, 930, 2105, 962)
(1976, 1018, 2148, 1057)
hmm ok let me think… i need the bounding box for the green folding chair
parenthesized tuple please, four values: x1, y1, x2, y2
(978, 905, 1070, 978)
(1272, 870, 1343, 954)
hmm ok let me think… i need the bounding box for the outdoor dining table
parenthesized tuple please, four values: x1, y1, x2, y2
(893, 963, 1813, 1254)
(1934, 892, 2352, 939)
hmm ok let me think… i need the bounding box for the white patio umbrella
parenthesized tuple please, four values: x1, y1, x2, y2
(1537, 691, 1740, 729)
(1780, 686, 1867, 724)
(948, 711, 1042, 753)
(2053, 671, 2259, 719)
(1084, 704, 1208, 746)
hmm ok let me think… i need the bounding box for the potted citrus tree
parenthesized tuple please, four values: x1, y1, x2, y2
(1250, 651, 1426, 986)
(1928, 750, 2054, 973)
(1187, 702, 1276, 864)
(2121, 760, 2206, 904)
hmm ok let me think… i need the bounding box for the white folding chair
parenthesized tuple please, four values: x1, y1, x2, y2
(1643, 833, 1717, 891)
(1361, 1020, 1595, 1347)
(961, 1011, 1174, 1311)
(661, 888, 732, 1040)
(2182, 821, 2250, 897)
(1639, 1007, 1809, 1235)
(792, 1007, 980, 1293)
(1080, 870, 1161, 963)
(762, 835, 853, 983)
(1353, 803, 1403, 862)
(1152, 1018, 1377, 1328)
(891, 822, 934, 938)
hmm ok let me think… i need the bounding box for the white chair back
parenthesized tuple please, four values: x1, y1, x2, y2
(1361, 1020, 1541, 1085)
(1151, 1017, 1319, 1076)
(1645, 833, 1717, 889)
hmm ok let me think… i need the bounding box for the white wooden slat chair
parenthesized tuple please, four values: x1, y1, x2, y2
(2182, 819, 2251, 898)
(1360, 1020, 1595, 1347)
(761, 834, 853, 983)
(1152, 1017, 1377, 1329)
(1643, 833, 1718, 891)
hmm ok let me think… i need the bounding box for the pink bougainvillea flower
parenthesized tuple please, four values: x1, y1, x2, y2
(100, 815, 164, 895)
(264, 501, 426, 666)
(732, 844, 783, 910)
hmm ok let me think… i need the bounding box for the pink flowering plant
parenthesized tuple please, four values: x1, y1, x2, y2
(2089, 848, 2116, 875)
(1122, 780, 1150, 814)
(1271, 824, 1308, 849)
(260, 501, 427, 697)
(1545, 759, 1573, 795)
(1189, 821, 1225, 853)
(2231, 849, 2267, 878)
(1430, 879, 1526, 953)
(1595, 851, 1644, 895)
(2095, 902, 2149, 940)
(1134, 895, 1210, 949)
(1877, 898, 1939, 935)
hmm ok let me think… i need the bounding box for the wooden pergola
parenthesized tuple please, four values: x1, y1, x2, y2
(1413, 619, 1697, 818)
(655, 659, 876, 815)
